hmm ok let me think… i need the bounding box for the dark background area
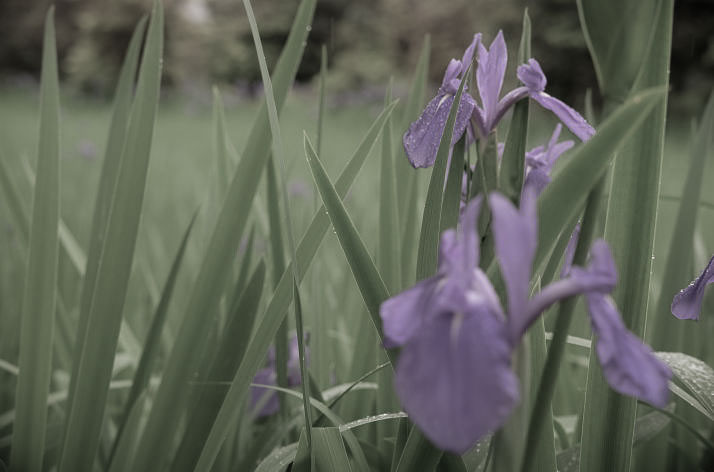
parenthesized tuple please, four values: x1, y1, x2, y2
(0, 0, 712, 113)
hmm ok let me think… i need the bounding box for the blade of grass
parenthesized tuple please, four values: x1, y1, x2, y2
(66, 15, 147, 411)
(304, 135, 395, 364)
(189, 99, 395, 471)
(499, 9, 531, 204)
(416, 66, 470, 280)
(579, 2, 674, 470)
(171, 260, 266, 471)
(110, 211, 197, 461)
(107, 392, 149, 472)
(397, 35, 430, 226)
(241, 0, 313, 450)
(248, 384, 370, 471)
(212, 86, 232, 197)
(130, 1, 317, 468)
(377, 80, 400, 458)
(317, 45, 328, 157)
(9, 8, 60, 472)
(58, 3, 163, 470)
(439, 135, 465, 232)
(312, 427, 353, 471)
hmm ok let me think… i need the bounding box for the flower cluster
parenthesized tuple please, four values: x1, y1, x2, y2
(403, 32, 595, 170)
(382, 32, 671, 454)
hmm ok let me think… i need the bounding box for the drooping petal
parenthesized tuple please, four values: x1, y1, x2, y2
(380, 275, 441, 348)
(530, 93, 596, 142)
(517, 59, 595, 142)
(251, 367, 279, 417)
(394, 303, 518, 453)
(403, 92, 476, 168)
(490, 190, 538, 322)
(671, 254, 714, 320)
(587, 293, 672, 407)
(477, 31, 508, 129)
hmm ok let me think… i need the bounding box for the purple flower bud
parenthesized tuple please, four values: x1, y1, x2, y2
(671, 254, 714, 320)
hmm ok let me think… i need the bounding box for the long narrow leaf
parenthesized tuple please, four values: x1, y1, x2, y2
(58, 3, 163, 470)
(304, 134, 394, 363)
(9, 9, 60, 471)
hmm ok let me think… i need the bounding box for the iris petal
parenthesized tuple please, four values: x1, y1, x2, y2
(587, 293, 672, 407)
(490, 190, 538, 324)
(477, 31, 508, 129)
(531, 93, 596, 142)
(394, 303, 518, 453)
(380, 276, 441, 348)
(671, 254, 714, 320)
(403, 92, 476, 168)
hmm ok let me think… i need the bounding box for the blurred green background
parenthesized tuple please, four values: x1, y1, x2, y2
(1, 0, 712, 112)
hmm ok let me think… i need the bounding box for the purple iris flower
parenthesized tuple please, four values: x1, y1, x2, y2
(523, 124, 574, 197)
(380, 190, 671, 453)
(250, 335, 307, 417)
(671, 254, 714, 320)
(403, 34, 480, 168)
(404, 32, 595, 171)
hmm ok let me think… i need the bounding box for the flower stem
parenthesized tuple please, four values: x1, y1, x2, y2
(519, 175, 606, 472)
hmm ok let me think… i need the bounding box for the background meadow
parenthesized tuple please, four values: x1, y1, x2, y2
(0, 0, 713, 471)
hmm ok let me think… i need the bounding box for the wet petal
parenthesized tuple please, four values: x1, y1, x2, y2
(671, 254, 714, 320)
(490, 190, 538, 321)
(531, 92, 595, 142)
(403, 92, 476, 168)
(394, 304, 518, 453)
(587, 293, 672, 407)
(477, 31, 508, 128)
(380, 276, 441, 348)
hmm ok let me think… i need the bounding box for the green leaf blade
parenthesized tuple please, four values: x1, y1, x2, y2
(9, 8, 61, 472)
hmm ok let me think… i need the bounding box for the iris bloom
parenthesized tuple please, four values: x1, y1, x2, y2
(671, 254, 714, 320)
(403, 32, 595, 169)
(250, 335, 306, 417)
(380, 191, 671, 453)
(523, 124, 574, 197)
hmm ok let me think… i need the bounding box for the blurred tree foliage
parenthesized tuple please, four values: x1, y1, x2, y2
(0, 0, 711, 110)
